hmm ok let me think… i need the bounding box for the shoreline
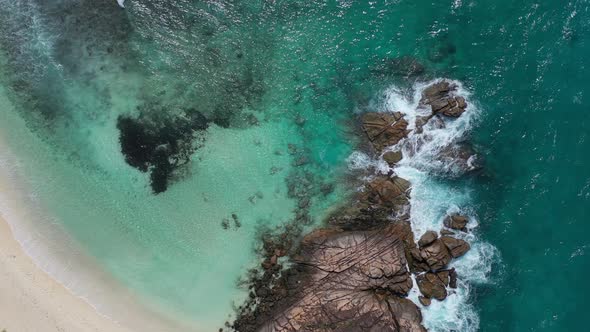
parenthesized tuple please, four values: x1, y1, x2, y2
(0, 214, 134, 332)
(0, 133, 199, 332)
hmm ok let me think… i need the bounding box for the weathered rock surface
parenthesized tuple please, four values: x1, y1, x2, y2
(418, 296, 431, 306)
(362, 112, 409, 153)
(329, 176, 411, 230)
(419, 239, 452, 271)
(444, 214, 469, 232)
(416, 272, 448, 301)
(440, 236, 471, 258)
(420, 81, 467, 117)
(383, 150, 403, 166)
(418, 231, 438, 247)
(256, 225, 426, 332)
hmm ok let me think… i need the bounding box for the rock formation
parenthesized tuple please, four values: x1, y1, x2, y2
(231, 80, 477, 331)
(361, 112, 409, 153)
(420, 81, 467, 118)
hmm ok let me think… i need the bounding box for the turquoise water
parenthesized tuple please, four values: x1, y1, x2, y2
(0, 0, 589, 331)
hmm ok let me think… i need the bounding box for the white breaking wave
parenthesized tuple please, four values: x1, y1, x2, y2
(117, 0, 125, 8)
(349, 79, 499, 332)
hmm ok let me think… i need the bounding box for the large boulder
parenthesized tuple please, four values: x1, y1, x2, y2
(416, 272, 448, 301)
(371, 55, 426, 78)
(444, 214, 469, 232)
(419, 239, 452, 271)
(418, 231, 438, 247)
(257, 225, 426, 332)
(420, 81, 467, 118)
(362, 112, 410, 152)
(440, 236, 470, 258)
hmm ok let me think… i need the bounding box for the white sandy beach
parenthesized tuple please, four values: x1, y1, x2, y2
(0, 214, 134, 332)
(0, 132, 200, 332)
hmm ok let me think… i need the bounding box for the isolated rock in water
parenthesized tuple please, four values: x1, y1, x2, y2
(418, 231, 438, 247)
(441, 236, 471, 258)
(420, 81, 467, 118)
(258, 225, 425, 332)
(416, 272, 448, 301)
(419, 239, 452, 271)
(444, 214, 469, 232)
(362, 112, 410, 152)
(383, 150, 403, 166)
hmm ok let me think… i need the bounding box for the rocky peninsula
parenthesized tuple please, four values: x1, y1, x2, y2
(230, 80, 478, 332)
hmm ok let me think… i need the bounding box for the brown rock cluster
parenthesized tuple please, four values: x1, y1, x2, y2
(420, 81, 467, 117)
(231, 81, 477, 331)
(362, 112, 409, 153)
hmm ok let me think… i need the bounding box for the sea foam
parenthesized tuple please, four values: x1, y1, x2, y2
(349, 79, 499, 332)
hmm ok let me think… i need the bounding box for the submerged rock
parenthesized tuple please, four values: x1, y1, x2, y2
(371, 55, 426, 78)
(436, 142, 482, 175)
(117, 107, 209, 193)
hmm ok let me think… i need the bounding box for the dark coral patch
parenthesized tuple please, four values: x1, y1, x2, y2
(117, 108, 209, 194)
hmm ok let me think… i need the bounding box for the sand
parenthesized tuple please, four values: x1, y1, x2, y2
(0, 133, 199, 332)
(0, 214, 136, 332)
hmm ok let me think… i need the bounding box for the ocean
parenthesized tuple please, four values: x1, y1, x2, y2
(0, 0, 589, 331)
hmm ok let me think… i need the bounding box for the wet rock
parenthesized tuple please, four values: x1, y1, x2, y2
(361, 112, 410, 152)
(444, 214, 469, 232)
(449, 268, 458, 289)
(418, 231, 438, 247)
(436, 270, 451, 287)
(420, 80, 467, 118)
(440, 229, 455, 236)
(329, 176, 411, 230)
(419, 239, 452, 271)
(418, 296, 431, 306)
(440, 236, 470, 258)
(255, 225, 425, 332)
(383, 150, 403, 166)
(416, 272, 447, 301)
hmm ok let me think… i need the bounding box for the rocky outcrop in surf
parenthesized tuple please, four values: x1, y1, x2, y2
(230, 79, 478, 331)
